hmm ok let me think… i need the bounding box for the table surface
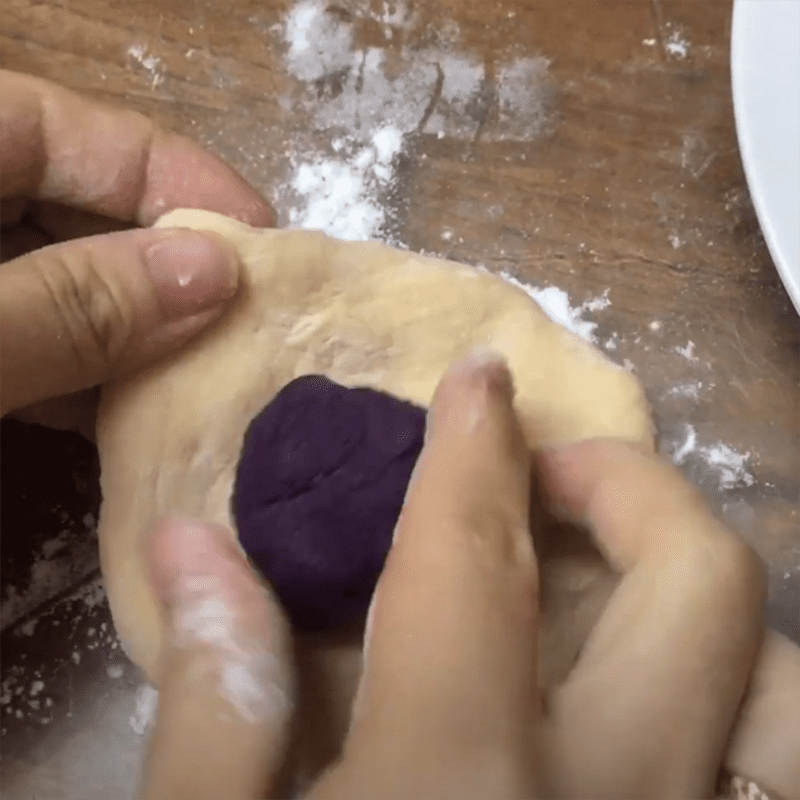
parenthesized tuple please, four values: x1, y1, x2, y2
(1, 1, 798, 797)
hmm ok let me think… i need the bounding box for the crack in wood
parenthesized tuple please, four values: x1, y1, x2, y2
(471, 66, 497, 146)
(354, 49, 366, 95)
(650, 0, 668, 62)
(415, 61, 444, 134)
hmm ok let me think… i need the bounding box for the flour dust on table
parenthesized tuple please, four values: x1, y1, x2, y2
(278, 0, 552, 244)
(671, 424, 756, 492)
(272, 0, 745, 481)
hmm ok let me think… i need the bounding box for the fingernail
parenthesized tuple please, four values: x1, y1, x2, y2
(450, 346, 514, 393)
(145, 230, 240, 317)
(455, 345, 507, 370)
(427, 347, 514, 440)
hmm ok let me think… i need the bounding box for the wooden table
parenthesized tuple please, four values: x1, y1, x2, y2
(2, 0, 798, 662)
(2, 2, 798, 796)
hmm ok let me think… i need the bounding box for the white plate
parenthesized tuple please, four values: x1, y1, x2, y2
(731, 0, 800, 314)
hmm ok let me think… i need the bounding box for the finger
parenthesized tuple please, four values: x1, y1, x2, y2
(336, 350, 540, 799)
(0, 70, 275, 226)
(539, 439, 766, 799)
(0, 227, 240, 413)
(539, 438, 727, 572)
(406, 347, 533, 539)
(725, 629, 800, 800)
(139, 517, 294, 800)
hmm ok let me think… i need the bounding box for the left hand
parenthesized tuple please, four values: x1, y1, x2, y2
(0, 69, 276, 424)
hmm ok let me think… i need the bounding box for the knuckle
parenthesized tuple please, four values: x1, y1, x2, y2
(681, 525, 768, 628)
(36, 245, 133, 375)
(711, 534, 768, 606)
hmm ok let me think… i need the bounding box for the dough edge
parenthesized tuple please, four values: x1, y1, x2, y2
(96, 208, 654, 684)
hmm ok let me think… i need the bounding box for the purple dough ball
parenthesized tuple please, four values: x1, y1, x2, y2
(232, 375, 426, 631)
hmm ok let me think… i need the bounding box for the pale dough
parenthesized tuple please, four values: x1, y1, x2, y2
(96, 208, 652, 779)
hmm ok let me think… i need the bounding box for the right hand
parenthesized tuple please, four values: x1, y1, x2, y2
(315, 351, 766, 799)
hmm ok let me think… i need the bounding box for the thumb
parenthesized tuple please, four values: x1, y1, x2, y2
(339, 350, 540, 799)
(142, 517, 294, 800)
(0, 227, 240, 413)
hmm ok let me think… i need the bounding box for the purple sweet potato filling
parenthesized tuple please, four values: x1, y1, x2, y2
(233, 375, 426, 631)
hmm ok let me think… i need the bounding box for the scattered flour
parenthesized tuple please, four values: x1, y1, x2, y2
(428, 52, 484, 133)
(287, 125, 403, 240)
(285, 0, 355, 82)
(1, 666, 51, 725)
(129, 684, 159, 735)
(675, 340, 698, 361)
(499, 272, 610, 342)
(41, 530, 72, 560)
(174, 577, 291, 724)
(127, 43, 164, 87)
(1, 531, 99, 630)
(67, 576, 107, 610)
(672, 424, 698, 465)
(581, 290, 612, 314)
(494, 56, 551, 140)
(701, 442, 756, 490)
(279, 0, 552, 241)
(284, 1, 550, 141)
(672, 424, 755, 490)
(668, 381, 704, 400)
(665, 28, 690, 59)
(783, 565, 800, 581)
(284, 3, 435, 136)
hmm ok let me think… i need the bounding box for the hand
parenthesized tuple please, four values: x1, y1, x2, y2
(0, 70, 275, 421)
(137, 352, 780, 800)
(311, 351, 766, 799)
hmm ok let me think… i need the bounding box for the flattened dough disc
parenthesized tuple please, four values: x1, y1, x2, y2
(97, 208, 652, 689)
